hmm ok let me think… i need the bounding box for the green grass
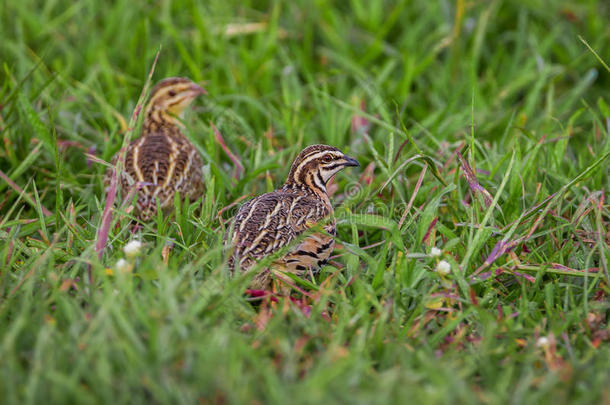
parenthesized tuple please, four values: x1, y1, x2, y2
(1, 0, 610, 403)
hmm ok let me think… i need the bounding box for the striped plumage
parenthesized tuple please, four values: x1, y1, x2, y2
(226, 144, 360, 291)
(108, 77, 206, 221)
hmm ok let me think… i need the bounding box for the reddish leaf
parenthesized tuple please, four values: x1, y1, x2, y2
(211, 121, 244, 180)
(351, 99, 370, 135)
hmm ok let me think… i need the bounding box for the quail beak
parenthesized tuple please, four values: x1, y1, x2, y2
(188, 83, 208, 97)
(342, 155, 360, 167)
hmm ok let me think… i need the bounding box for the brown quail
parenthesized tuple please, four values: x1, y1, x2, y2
(108, 77, 206, 221)
(226, 144, 360, 291)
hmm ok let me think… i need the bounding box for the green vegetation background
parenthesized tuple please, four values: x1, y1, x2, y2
(1, 0, 609, 403)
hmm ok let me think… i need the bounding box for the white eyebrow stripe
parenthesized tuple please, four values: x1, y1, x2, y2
(293, 151, 341, 179)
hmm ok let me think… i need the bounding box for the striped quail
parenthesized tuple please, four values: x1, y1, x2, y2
(108, 77, 206, 221)
(226, 144, 360, 291)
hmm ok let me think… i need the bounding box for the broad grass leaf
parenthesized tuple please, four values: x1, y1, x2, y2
(345, 213, 405, 251)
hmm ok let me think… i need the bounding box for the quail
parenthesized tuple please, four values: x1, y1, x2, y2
(226, 144, 360, 291)
(107, 77, 206, 221)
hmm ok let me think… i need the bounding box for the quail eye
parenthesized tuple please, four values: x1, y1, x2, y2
(323, 155, 332, 162)
(168, 90, 176, 97)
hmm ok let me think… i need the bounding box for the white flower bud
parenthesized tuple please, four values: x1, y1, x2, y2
(116, 258, 132, 273)
(123, 240, 142, 259)
(430, 247, 442, 257)
(436, 260, 451, 275)
(536, 336, 549, 348)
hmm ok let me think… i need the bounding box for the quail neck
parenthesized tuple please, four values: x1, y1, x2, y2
(142, 77, 207, 134)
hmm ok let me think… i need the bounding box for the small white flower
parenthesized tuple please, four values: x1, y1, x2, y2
(123, 240, 142, 259)
(536, 336, 549, 348)
(430, 247, 442, 257)
(116, 258, 132, 273)
(436, 260, 451, 275)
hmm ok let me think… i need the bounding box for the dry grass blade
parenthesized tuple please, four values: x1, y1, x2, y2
(83, 153, 112, 168)
(398, 165, 427, 229)
(457, 151, 493, 208)
(222, 22, 267, 37)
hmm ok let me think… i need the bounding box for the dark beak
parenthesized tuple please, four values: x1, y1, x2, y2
(343, 155, 360, 167)
(189, 83, 208, 96)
